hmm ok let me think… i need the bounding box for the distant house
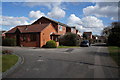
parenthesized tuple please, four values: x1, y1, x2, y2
(83, 32, 92, 39)
(1, 31, 6, 39)
(92, 35, 106, 43)
(5, 16, 80, 47)
(96, 36, 106, 43)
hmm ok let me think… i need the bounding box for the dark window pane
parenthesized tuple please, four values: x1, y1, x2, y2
(30, 34, 36, 41)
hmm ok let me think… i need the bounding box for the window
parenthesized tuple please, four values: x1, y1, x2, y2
(59, 26, 62, 31)
(23, 36, 27, 41)
(21, 35, 27, 42)
(30, 34, 36, 41)
(20, 34, 26, 42)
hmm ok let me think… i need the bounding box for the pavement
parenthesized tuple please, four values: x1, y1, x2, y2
(2, 43, 119, 78)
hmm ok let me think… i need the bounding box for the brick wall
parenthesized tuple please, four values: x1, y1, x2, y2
(32, 18, 58, 32)
(20, 33, 40, 47)
(58, 25, 66, 35)
(20, 41, 38, 47)
(6, 33, 40, 47)
(40, 23, 57, 47)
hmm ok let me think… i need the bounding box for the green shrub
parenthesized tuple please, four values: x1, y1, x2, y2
(59, 32, 80, 46)
(2, 38, 16, 46)
(42, 45, 47, 48)
(46, 40, 57, 48)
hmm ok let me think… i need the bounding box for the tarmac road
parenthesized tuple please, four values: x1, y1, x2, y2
(2, 43, 119, 78)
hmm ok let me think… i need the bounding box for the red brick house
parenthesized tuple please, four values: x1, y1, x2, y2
(5, 16, 79, 47)
(32, 16, 77, 35)
(83, 32, 92, 39)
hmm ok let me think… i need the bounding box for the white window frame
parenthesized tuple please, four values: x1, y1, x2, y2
(59, 26, 63, 31)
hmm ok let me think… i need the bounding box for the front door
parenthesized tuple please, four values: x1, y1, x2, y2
(15, 28, 21, 46)
(16, 34, 20, 46)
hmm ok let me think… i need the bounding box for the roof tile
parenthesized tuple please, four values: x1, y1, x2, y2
(6, 23, 50, 33)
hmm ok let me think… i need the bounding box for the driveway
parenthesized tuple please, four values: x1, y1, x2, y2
(2, 43, 119, 78)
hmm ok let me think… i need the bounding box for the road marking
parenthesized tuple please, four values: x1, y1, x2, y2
(21, 55, 24, 64)
(26, 68, 29, 71)
(63, 52, 71, 54)
(37, 60, 44, 62)
(94, 47, 105, 78)
(65, 48, 74, 52)
(33, 68, 39, 71)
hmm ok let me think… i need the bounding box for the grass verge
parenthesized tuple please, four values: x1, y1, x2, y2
(108, 46, 120, 66)
(2, 54, 18, 72)
(58, 46, 80, 48)
(0, 55, 2, 72)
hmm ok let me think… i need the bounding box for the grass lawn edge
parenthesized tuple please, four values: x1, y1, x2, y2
(108, 46, 120, 66)
(2, 54, 19, 72)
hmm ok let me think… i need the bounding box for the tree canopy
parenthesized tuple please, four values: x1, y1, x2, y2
(107, 22, 120, 46)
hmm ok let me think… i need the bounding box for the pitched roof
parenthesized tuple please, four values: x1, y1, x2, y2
(6, 23, 50, 33)
(83, 32, 92, 34)
(33, 16, 70, 27)
(83, 32, 92, 36)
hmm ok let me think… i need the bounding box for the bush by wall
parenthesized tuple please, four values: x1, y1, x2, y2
(59, 32, 80, 46)
(45, 40, 57, 48)
(2, 38, 16, 46)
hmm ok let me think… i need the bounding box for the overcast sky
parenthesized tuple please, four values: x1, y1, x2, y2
(1, 1, 119, 35)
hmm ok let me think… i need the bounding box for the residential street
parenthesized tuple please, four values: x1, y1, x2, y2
(2, 43, 119, 78)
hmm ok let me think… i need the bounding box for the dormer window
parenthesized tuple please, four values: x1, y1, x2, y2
(59, 26, 62, 31)
(25, 26, 28, 30)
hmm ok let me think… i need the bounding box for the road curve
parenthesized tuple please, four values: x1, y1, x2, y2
(2, 43, 119, 78)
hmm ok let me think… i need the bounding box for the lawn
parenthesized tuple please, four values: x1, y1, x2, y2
(2, 54, 18, 72)
(58, 46, 80, 48)
(108, 46, 120, 66)
(0, 55, 2, 72)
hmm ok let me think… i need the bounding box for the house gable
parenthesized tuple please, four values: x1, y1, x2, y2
(40, 23, 58, 47)
(32, 17, 58, 31)
(31, 16, 70, 34)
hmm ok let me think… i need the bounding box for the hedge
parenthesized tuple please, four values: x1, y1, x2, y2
(2, 38, 16, 46)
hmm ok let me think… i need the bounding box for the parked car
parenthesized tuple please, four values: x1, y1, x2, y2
(80, 40, 90, 47)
